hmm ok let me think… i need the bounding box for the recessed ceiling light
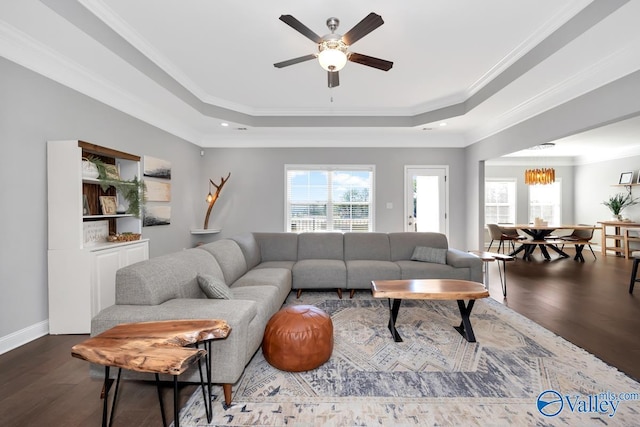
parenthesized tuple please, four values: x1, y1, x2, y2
(220, 122, 229, 127)
(439, 122, 447, 127)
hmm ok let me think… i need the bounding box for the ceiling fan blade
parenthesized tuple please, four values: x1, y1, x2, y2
(328, 71, 340, 88)
(274, 54, 317, 68)
(279, 15, 322, 44)
(348, 52, 393, 71)
(342, 13, 384, 46)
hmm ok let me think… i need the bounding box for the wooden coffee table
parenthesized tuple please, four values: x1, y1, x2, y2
(72, 319, 231, 427)
(371, 279, 489, 343)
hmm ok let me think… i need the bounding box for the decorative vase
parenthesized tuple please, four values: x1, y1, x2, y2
(82, 158, 99, 179)
(612, 214, 623, 221)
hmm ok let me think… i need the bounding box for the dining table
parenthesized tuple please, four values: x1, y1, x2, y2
(505, 224, 598, 261)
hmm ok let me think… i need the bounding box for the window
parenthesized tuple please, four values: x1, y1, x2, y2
(485, 179, 516, 224)
(529, 180, 561, 224)
(286, 165, 374, 232)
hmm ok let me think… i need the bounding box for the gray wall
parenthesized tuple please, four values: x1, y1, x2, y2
(0, 58, 201, 341)
(197, 147, 470, 249)
(575, 154, 640, 244)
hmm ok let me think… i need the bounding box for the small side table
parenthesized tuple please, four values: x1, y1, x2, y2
(72, 319, 231, 427)
(469, 251, 515, 297)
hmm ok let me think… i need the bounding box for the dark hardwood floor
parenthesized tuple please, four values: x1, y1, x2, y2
(1, 247, 638, 426)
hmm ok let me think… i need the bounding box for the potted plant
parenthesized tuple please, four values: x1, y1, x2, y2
(602, 193, 638, 221)
(86, 156, 146, 217)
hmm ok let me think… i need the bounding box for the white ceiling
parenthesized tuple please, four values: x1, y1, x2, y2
(2, 0, 640, 157)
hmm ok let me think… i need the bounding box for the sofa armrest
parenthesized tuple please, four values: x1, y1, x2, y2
(447, 248, 482, 269)
(447, 248, 484, 283)
(91, 299, 259, 385)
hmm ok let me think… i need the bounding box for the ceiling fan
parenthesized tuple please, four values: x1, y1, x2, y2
(274, 12, 393, 88)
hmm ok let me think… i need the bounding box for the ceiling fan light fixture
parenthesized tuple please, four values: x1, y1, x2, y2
(318, 39, 348, 71)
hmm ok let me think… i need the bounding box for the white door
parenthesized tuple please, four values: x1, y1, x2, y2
(404, 166, 448, 233)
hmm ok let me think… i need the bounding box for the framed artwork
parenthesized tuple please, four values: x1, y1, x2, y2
(82, 194, 91, 216)
(145, 180, 171, 202)
(143, 156, 172, 179)
(99, 196, 118, 215)
(104, 164, 120, 180)
(619, 171, 633, 185)
(143, 205, 171, 226)
(82, 220, 109, 246)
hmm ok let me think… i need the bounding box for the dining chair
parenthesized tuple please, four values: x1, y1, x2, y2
(560, 224, 596, 260)
(487, 224, 524, 253)
(630, 256, 639, 294)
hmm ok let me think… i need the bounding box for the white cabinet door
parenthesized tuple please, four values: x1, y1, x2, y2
(91, 241, 149, 317)
(122, 241, 149, 266)
(92, 247, 121, 316)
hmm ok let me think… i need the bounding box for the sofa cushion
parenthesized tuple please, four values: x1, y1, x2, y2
(396, 260, 470, 280)
(233, 267, 291, 288)
(197, 274, 233, 299)
(388, 232, 449, 261)
(253, 232, 299, 262)
(411, 246, 447, 264)
(293, 259, 347, 289)
(254, 260, 296, 270)
(232, 268, 292, 304)
(198, 239, 248, 285)
(346, 260, 400, 289)
(231, 285, 284, 325)
(231, 232, 261, 269)
(115, 248, 223, 305)
(298, 233, 344, 260)
(344, 233, 391, 261)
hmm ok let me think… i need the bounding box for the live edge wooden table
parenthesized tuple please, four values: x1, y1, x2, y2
(371, 279, 489, 343)
(71, 319, 231, 427)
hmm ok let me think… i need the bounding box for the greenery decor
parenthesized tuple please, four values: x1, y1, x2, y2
(602, 192, 638, 217)
(87, 156, 146, 217)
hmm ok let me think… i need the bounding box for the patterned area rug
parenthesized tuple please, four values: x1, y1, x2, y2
(179, 292, 640, 426)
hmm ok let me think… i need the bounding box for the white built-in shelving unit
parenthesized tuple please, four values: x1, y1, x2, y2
(47, 140, 149, 334)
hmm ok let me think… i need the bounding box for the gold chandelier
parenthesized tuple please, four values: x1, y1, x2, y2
(524, 168, 555, 185)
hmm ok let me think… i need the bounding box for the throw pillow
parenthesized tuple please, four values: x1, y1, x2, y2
(197, 274, 233, 299)
(411, 246, 447, 265)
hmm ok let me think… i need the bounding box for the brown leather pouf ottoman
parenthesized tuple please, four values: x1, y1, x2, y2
(262, 305, 333, 372)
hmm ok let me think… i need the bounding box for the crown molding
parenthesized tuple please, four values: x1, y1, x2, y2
(0, 18, 202, 143)
(467, 0, 593, 97)
(467, 40, 640, 144)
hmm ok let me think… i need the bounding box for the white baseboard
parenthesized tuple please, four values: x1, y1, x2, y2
(0, 320, 49, 355)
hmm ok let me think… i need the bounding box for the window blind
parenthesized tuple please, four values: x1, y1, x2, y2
(286, 166, 374, 232)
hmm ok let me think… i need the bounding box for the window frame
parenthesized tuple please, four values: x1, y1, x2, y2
(484, 178, 517, 225)
(284, 164, 376, 233)
(528, 179, 562, 224)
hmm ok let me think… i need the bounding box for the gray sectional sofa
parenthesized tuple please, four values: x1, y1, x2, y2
(91, 231, 482, 405)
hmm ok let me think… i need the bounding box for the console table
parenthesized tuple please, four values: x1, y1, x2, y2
(599, 221, 640, 258)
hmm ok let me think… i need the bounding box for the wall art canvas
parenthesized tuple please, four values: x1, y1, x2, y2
(145, 180, 171, 202)
(99, 196, 117, 215)
(143, 205, 171, 226)
(143, 156, 171, 179)
(83, 220, 108, 246)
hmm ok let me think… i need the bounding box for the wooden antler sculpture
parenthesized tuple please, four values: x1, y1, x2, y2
(204, 172, 231, 229)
